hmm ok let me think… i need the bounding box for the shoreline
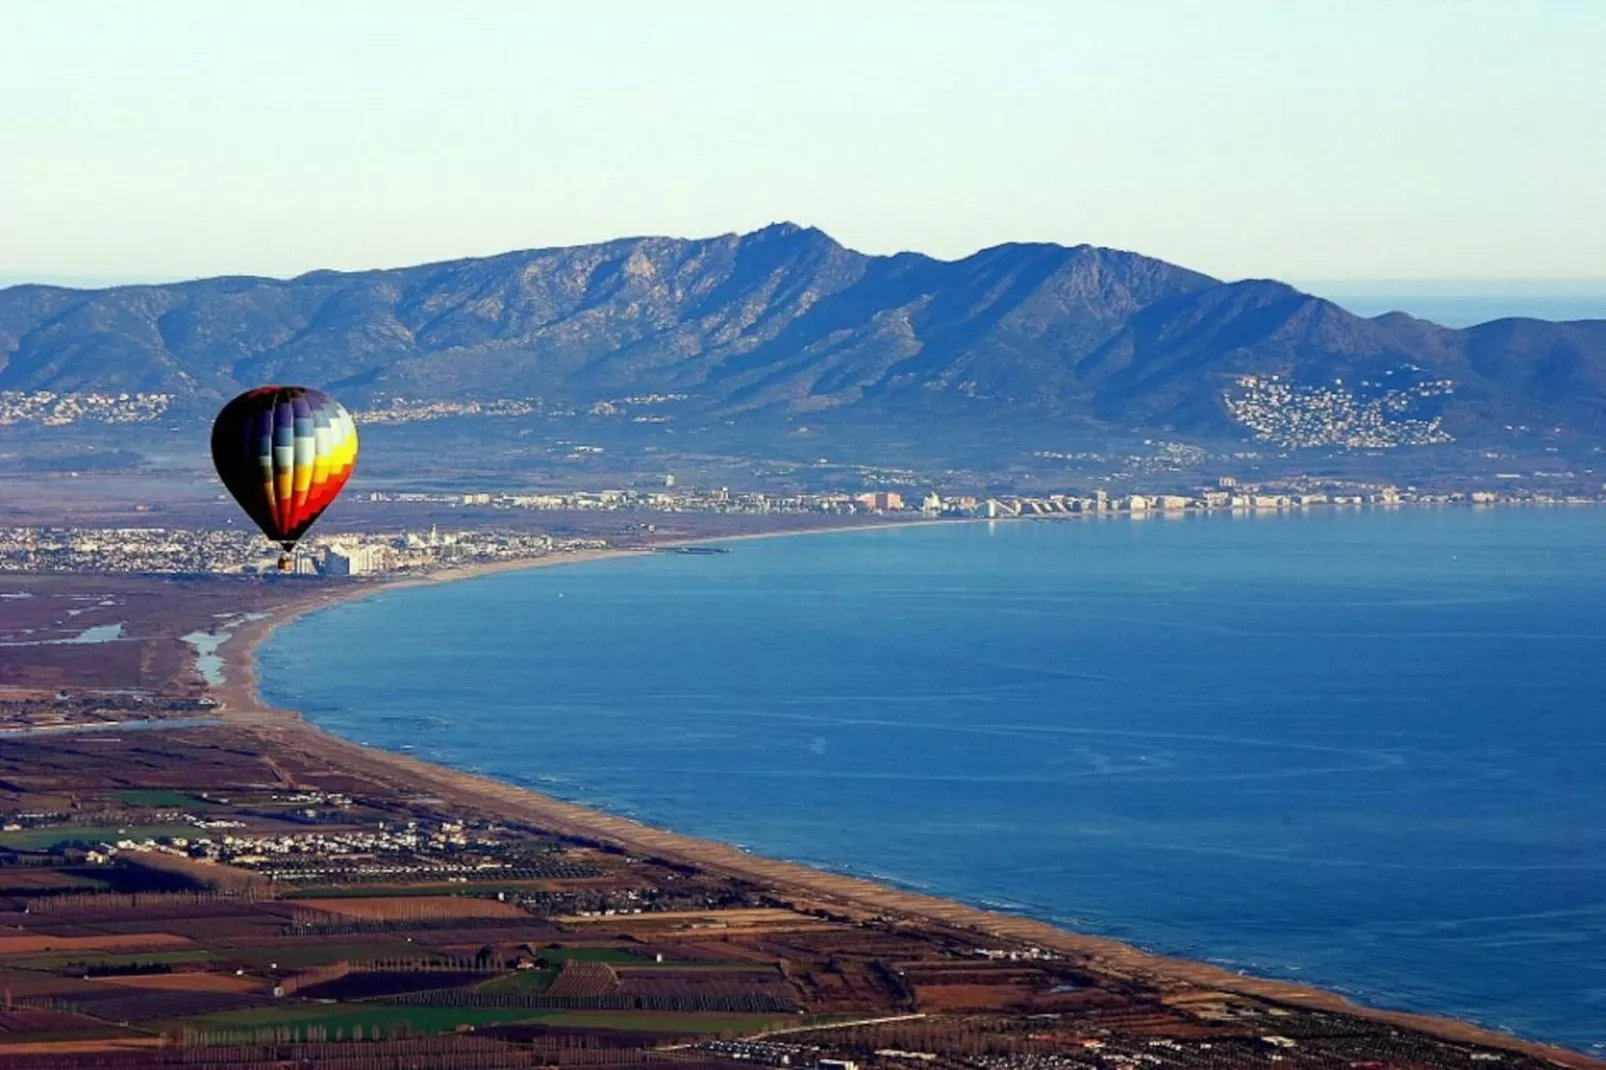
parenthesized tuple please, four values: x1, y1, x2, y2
(214, 515, 973, 711)
(213, 522, 1602, 1069)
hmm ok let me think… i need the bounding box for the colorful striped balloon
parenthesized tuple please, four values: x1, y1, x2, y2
(211, 386, 358, 560)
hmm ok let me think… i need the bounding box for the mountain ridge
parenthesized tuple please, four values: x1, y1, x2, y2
(3, 224, 1604, 459)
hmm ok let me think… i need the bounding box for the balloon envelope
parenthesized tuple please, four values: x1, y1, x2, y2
(211, 386, 358, 551)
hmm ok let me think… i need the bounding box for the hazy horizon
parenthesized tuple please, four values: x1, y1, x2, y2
(6, 227, 1606, 292)
(3, 2, 1601, 284)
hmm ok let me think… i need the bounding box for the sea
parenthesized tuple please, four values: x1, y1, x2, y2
(1300, 285, 1606, 327)
(259, 508, 1606, 1054)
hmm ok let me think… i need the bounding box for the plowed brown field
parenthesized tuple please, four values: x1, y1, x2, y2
(91, 971, 261, 993)
(0, 932, 190, 954)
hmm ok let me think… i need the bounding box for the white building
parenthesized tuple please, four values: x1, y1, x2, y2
(325, 544, 387, 576)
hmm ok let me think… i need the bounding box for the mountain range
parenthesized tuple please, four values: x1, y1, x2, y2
(3, 224, 1605, 467)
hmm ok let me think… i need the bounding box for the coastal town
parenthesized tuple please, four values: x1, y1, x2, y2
(0, 478, 1595, 577)
(0, 390, 175, 426)
(1223, 373, 1457, 449)
(0, 701, 1596, 1070)
(0, 525, 595, 577)
(369, 479, 1572, 517)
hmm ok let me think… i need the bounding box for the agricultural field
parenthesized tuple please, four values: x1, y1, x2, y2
(0, 722, 853, 1063)
(535, 1011, 794, 1034)
(0, 867, 113, 893)
(0, 689, 1587, 1069)
(0, 824, 202, 850)
(544, 947, 664, 964)
(162, 1002, 560, 1036)
(111, 789, 213, 808)
(281, 879, 569, 899)
(0, 932, 193, 954)
(223, 942, 449, 970)
(0, 949, 219, 972)
(479, 968, 558, 995)
(293, 895, 529, 920)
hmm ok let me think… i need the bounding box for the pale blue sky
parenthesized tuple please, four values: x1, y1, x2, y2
(1, 1, 1602, 285)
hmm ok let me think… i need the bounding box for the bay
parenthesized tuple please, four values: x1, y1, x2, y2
(260, 507, 1606, 1053)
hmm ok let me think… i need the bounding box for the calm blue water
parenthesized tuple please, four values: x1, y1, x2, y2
(260, 509, 1606, 1053)
(1326, 293, 1606, 327)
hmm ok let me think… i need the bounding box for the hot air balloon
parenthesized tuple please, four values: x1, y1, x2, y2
(210, 386, 359, 570)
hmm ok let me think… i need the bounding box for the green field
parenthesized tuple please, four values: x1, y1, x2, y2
(169, 1003, 556, 1036)
(170, 1003, 790, 1039)
(0, 824, 198, 850)
(477, 968, 558, 994)
(617, 961, 777, 972)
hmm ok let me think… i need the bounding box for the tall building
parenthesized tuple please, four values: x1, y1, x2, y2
(325, 544, 387, 577)
(856, 492, 905, 512)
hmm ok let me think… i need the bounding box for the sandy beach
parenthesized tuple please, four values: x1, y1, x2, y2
(209, 537, 1603, 1070)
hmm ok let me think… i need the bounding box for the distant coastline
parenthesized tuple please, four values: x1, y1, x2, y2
(214, 516, 1604, 1070)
